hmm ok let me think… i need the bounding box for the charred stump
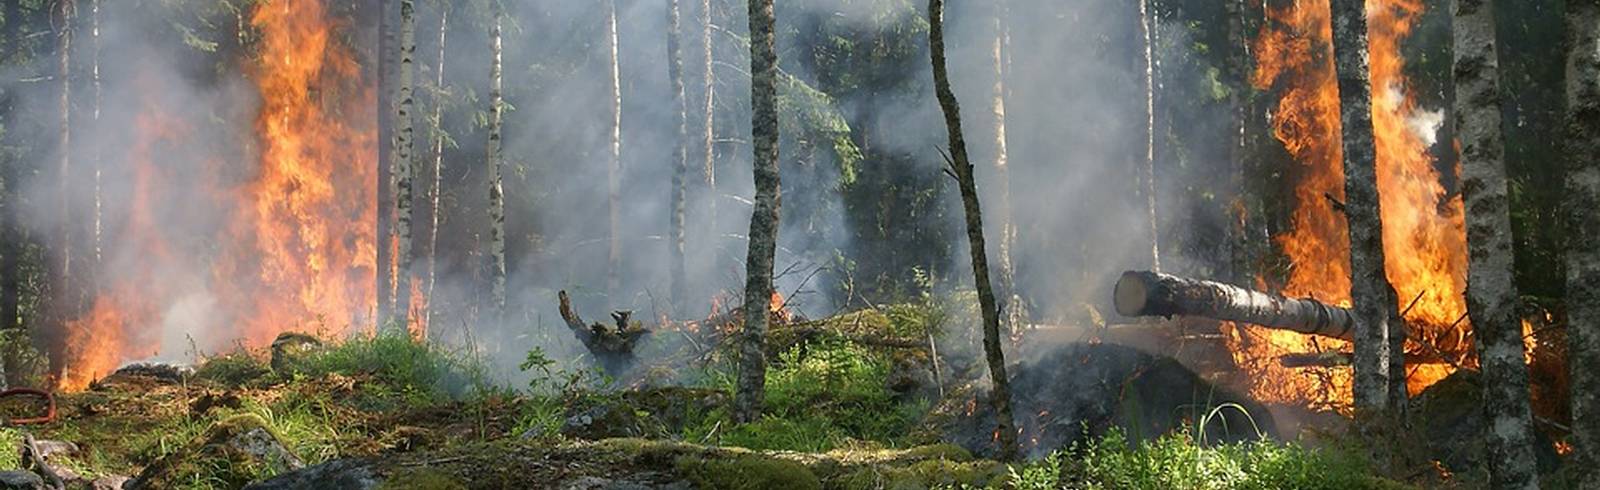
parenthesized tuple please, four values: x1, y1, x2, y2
(558, 291, 649, 374)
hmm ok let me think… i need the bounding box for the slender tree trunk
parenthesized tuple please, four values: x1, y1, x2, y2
(486, 1, 506, 319)
(56, 0, 74, 315)
(424, 6, 448, 333)
(391, 0, 417, 334)
(668, 0, 688, 317)
(605, 0, 623, 300)
(377, 0, 395, 328)
(1454, 2, 1539, 488)
(929, 0, 1018, 462)
(1563, 0, 1600, 486)
(1329, 0, 1396, 416)
(89, 0, 100, 277)
(701, 0, 717, 249)
(990, 0, 1021, 338)
(1225, 0, 1250, 284)
(1137, 0, 1161, 272)
(734, 0, 778, 425)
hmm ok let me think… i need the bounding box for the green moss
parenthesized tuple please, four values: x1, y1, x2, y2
(0, 428, 23, 469)
(676, 454, 822, 490)
(836, 459, 1001, 490)
(378, 468, 467, 490)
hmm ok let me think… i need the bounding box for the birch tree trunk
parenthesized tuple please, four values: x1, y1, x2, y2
(89, 0, 100, 276)
(734, 0, 779, 425)
(1563, 0, 1600, 486)
(391, 0, 417, 334)
(1137, 0, 1161, 272)
(1453, 2, 1540, 488)
(424, 6, 448, 332)
(929, 0, 1018, 461)
(605, 0, 623, 300)
(486, 1, 507, 320)
(1329, 0, 1397, 416)
(701, 0, 717, 246)
(56, 0, 74, 313)
(990, 0, 1021, 338)
(668, 0, 688, 317)
(1224, 0, 1249, 284)
(377, 0, 395, 328)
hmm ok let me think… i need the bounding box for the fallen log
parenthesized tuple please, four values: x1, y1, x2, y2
(1113, 270, 1354, 341)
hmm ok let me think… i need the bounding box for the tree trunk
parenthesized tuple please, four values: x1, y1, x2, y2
(89, 0, 100, 277)
(605, 0, 623, 300)
(929, 0, 1018, 462)
(1114, 270, 1355, 340)
(1329, 0, 1396, 415)
(1137, 0, 1161, 272)
(701, 0, 717, 248)
(56, 0, 74, 317)
(391, 0, 417, 334)
(990, 0, 1021, 339)
(1453, 2, 1540, 488)
(1224, 0, 1250, 285)
(486, 1, 506, 319)
(424, 6, 448, 333)
(734, 0, 778, 425)
(668, 0, 688, 317)
(377, 0, 395, 328)
(1565, 0, 1600, 485)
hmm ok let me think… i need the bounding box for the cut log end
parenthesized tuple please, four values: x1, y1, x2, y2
(1114, 270, 1154, 317)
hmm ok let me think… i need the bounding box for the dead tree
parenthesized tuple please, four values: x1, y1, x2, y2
(557, 291, 649, 376)
(930, 0, 1018, 461)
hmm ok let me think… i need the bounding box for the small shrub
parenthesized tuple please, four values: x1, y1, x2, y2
(291, 332, 487, 406)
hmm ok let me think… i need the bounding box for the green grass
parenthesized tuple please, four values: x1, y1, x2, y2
(693, 339, 930, 452)
(287, 332, 492, 408)
(1043, 428, 1403, 490)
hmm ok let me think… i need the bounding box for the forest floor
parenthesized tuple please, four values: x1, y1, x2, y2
(0, 306, 1432, 489)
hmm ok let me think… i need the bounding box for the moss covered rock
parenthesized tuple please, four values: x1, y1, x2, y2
(128, 414, 303, 489)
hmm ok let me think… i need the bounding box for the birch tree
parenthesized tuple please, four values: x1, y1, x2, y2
(605, 0, 623, 299)
(668, 0, 688, 317)
(377, 0, 396, 327)
(990, 0, 1022, 337)
(391, 0, 418, 333)
(1329, 0, 1397, 415)
(1563, 0, 1600, 486)
(1454, 1, 1539, 488)
(930, 0, 1018, 461)
(734, 0, 778, 425)
(701, 0, 717, 243)
(423, 5, 449, 331)
(486, 0, 506, 319)
(1137, 0, 1161, 272)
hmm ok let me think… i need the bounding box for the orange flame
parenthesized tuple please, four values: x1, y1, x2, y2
(1233, 0, 1469, 410)
(58, 0, 374, 390)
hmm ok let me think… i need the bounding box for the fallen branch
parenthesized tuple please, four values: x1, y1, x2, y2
(1114, 270, 1354, 341)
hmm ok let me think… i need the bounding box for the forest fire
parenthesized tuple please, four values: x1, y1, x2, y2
(1235, 0, 1468, 410)
(55, 0, 374, 390)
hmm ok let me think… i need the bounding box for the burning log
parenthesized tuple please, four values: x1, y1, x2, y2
(1114, 270, 1354, 341)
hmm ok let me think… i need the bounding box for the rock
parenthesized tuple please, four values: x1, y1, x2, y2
(270, 332, 324, 374)
(89, 475, 129, 490)
(936, 342, 1275, 459)
(243, 458, 380, 490)
(127, 414, 304, 489)
(542, 387, 729, 440)
(0, 471, 43, 490)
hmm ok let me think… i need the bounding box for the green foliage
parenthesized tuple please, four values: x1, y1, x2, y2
(192, 350, 272, 387)
(704, 339, 929, 452)
(288, 332, 489, 407)
(1058, 428, 1398, 490)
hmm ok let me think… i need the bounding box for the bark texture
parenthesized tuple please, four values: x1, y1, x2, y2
(1565, 0, 1600, 485)
(734, 0, 779, 425)
(391, 0, 417, 333)
(605, 0, 623, 299)
(1452, 2, 1539, 488)
(1329, 0, 1396, 415)
(56, 0, 74, 316)
(929, 0, 1018, 461)
(423, 6, 449, 332)
(485, 2, 507, 319)
(668, 0, 689, 317)
(1114, 270, 1355, 340)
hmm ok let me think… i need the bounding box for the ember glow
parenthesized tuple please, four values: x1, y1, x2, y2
(56, 0, 375, 390)
(1231, 0, 1469, 410)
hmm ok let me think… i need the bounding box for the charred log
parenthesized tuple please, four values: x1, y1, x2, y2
(557, 291, 649, 374)
(1114, 270, 1354, 341)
